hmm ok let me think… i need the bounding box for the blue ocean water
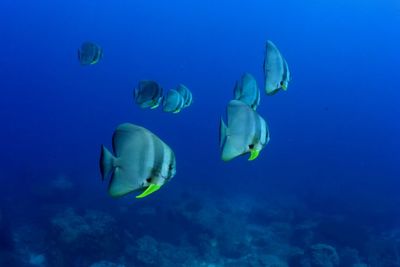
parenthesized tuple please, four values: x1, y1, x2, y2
(0, 0, 399, 266)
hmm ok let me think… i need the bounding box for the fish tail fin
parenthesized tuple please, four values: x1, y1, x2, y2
(219, 118, 228, 148)
(100, 145, 116, 180)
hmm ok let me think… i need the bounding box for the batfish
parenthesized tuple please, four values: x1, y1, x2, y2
(100, 123, 176, 199)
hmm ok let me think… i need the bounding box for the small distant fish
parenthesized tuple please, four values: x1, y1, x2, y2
(78, 42, 103, 65)
(220, 100, 270, 162)
(233, 73, 260, 110)
(263, 40, 287, 95)
(162, 89, 185, 113)
(175, 84, 193, 108)
(134, 80, 163, 109)
(100, 123, 176, 199)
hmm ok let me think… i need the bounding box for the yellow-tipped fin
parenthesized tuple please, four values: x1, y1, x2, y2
(248, 149, 260, 161)
(136, 184, 161, 199)
(150, 98, 162, 109)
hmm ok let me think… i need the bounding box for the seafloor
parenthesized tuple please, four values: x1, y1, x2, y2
(0, 175, 399, 267)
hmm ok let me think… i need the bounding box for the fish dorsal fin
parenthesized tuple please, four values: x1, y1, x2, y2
(112, 123, 145, 157)
(136, 183, 161, 199)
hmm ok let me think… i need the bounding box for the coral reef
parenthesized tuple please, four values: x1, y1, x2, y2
(12, 225, 48, 267)
(89, 260, 125, 267)
(308, 243, 339, 267)
(51, 208, 116, 244)
(48, 208, 123, 266)
(28, 253, 46, 267)
(7, 191, 400, 267)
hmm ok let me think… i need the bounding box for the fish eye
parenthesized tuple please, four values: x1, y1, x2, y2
(146, 177, 152, 183)
(248, 144, 254, 149)
(168, 164, 174, 170)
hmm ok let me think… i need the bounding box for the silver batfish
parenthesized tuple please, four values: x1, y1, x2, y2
(78, 42, 103, 65)
(220, 100, 270, 162)
(162, 89, 185, 113)
(100, 123, 176, 199)
(263, 40, 285, 95)
(134, 80, 163, 109)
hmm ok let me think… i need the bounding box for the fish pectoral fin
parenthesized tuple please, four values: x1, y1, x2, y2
(136, 183, 162, 199)
(248, 149, 260, 161)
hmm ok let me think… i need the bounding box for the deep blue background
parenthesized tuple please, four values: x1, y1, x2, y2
(0, 0, 399, 228)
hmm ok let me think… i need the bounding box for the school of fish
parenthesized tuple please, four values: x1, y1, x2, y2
(79, 39, 291, 198)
